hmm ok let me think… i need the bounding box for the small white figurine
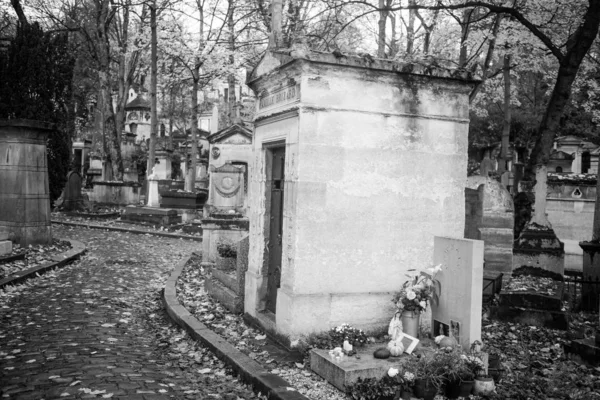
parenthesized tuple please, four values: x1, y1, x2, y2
(388, 312, 403, 341)
(343, 340, 353, 353)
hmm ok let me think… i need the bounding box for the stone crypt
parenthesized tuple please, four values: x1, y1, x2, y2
(244, 50, 478, 341)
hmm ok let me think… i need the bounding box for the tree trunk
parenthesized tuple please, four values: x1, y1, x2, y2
(469, 13, 502, 103)
(526, 2, 600, 227)
(377, 0, 388, 58)
(227, 0, 236, 125)
(10, 0, 28, 26)
(498, 54, 511, 175)
(458, 8, 475, 67)
(147, 1, 157, 184)
(406, 0, 416, 55)
(185, 68, 199, 192)
(270, 0, 283, 49)
(168, 89, 174, 150)
(389, 13, 398, 57)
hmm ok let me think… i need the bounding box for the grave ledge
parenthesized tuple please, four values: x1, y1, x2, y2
(310, 344, 411, 392)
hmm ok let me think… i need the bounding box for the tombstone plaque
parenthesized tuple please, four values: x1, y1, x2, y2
(208, 163, 245, 212)
(431, 236, 484, 351)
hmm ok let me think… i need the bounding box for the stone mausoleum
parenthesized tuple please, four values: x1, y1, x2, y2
(244, 50, 477, 340)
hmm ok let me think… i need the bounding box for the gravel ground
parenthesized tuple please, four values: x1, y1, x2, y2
(176, 259, 349, 400)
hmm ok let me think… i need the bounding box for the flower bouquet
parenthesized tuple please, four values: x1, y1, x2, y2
(392, 264, 442, 313)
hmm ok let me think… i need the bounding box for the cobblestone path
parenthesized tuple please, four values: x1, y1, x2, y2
(0, 225, 257, 400)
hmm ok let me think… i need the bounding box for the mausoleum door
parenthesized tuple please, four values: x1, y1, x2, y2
(266, 146, 285, 314)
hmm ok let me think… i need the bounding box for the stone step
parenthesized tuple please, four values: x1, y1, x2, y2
(482, 213, 514, 229)
(480, 228, 514, 246)
(499, 291, 563, 311)
(205, 278, 243, 314)
(211, 269, 239, 294)
(489, 305, 568, 330)
(484, 248, 513, 264)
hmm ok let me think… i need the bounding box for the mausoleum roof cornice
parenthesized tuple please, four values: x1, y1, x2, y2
(248, 48, 479, 86)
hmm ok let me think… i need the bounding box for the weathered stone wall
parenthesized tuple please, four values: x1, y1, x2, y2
(246, 52, 474, 339)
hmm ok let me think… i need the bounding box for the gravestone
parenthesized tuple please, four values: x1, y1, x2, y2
(61, 171, 84, 211)
(480, 152, 495, 177)
(431, 236, 484, 351)
(206, 163, 246, 213)
(202, 163, 249, 263)
(205, 236, 250, 313)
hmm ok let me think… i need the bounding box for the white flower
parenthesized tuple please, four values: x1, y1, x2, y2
(419, 301, 427, 309)
(406, 290, 416, 300)
(403, 371, 415, 381)
(388, 367, 399, 378)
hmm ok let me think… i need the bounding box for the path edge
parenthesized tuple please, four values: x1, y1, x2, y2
(52, 220, 202, 242)
(162, 258, 311, 400)
(0, 239, 87, 289)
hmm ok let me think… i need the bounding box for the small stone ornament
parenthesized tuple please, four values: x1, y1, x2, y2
(342, 340, 356, 356)
(373, 347, 391, 359)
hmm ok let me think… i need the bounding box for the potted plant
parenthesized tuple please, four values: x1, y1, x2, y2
(398, 370, 416, 400)
(456, 354, 484, 397)
(216, 241, 237, 271)
(413, 352, 444, 400)
(441, 349, 473, 399)
(391, 264, 442, 338)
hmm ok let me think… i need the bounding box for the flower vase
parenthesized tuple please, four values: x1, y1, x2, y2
(400, 310, 420, 338)
(473, 377, 495, 396)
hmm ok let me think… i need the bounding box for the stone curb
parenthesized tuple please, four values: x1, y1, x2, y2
(52, 220, 203, 242)
(0, 239, 87, 289)
(162, 258, 311, 400)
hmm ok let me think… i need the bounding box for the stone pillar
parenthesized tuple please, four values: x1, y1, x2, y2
(155, 149, 173, 180)
(147, 177, 160, 207)
(0, 119, 53, 245)
(579, 241, 600, 311)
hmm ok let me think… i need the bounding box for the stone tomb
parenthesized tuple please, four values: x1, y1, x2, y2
(0, 119, 53, 245)
(431, 236, 484, 350)
(121, 205, 181, 226)
(244, 50, 476, 340)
